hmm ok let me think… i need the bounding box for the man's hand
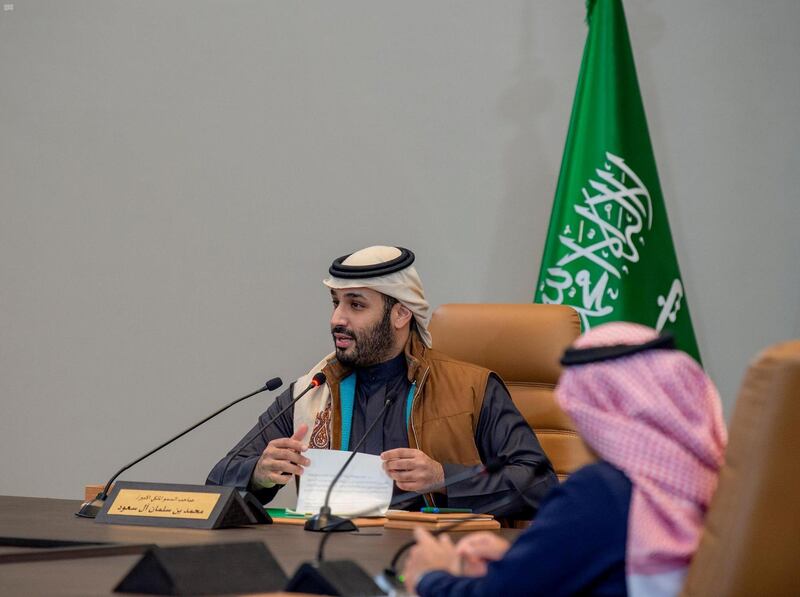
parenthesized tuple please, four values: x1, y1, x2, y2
(455, 531, 511, 577)
(402, 528, 460, 593)
(380, 448, 445, 493)
(252, 424, 310, 488)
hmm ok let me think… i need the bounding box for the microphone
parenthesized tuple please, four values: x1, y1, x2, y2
(217, 372, 327, 486)
(75, 376, 283, 518)
(303, 396, 395, 533)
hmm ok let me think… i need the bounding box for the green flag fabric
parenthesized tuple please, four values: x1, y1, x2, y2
(535, 0, 701, 362)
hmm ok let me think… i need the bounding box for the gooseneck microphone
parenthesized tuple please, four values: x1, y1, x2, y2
(304, 396, 395, 533)
(75, 376, 283, 519)
(217, 372, 327, 485)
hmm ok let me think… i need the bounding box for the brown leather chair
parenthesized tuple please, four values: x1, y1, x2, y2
(681, 340, 800, 596)
(428, 303, 594, 481)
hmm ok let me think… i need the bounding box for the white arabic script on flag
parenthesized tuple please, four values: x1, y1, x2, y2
(539, 152, 655, 330)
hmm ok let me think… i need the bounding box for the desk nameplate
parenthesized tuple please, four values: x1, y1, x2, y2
(95, 481, 267, 529)
(108, 489, 220, 520)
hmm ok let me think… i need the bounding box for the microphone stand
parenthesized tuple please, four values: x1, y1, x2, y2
(75, 377, 283, 518)
(304, 397, 394, 533)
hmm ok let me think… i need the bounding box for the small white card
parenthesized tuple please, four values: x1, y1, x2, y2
(294, 449, 394, 516)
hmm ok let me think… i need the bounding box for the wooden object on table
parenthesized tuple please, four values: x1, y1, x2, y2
(85, 483, 108, 501)
(384, 509, 500, 531)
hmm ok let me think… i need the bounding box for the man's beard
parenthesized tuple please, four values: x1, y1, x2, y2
(332, 308, 396, 367)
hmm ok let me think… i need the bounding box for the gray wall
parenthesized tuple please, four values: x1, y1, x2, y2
(2, 1, 798, 504)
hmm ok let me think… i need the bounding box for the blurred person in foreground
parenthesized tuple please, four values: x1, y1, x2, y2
(402, 322, 727, 597)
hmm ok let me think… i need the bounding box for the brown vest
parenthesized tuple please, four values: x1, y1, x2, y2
(317, 331, 491, 468)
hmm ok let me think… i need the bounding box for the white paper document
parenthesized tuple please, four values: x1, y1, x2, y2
(294, 448, 394, 516)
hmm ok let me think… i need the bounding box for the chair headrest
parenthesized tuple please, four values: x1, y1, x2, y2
(429, 304, 581, 384)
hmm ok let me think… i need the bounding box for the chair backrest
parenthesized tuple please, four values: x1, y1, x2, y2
(428, 303, 593, 481)
(681, 340, 800, 597)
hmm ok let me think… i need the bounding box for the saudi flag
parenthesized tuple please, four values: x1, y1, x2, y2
(535, 0, 701, 362)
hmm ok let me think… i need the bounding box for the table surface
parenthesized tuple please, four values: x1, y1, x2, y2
(0, 495, 520, 596)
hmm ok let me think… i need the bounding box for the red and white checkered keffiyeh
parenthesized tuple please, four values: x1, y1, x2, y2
(556, 322, 727, 576)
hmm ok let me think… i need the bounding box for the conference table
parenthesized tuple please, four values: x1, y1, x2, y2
(0, 495, 521, 595)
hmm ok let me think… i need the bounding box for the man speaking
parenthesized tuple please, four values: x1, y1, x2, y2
(207, 246, 557, 518)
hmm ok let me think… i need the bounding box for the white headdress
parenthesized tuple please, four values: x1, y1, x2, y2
(323, 246, 432, 348)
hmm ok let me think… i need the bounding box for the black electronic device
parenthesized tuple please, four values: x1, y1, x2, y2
(115, 542, 288, 595)
(284, 560, 386, 597)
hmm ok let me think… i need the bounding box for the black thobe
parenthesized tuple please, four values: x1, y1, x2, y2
(206, 353, 558, 518)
